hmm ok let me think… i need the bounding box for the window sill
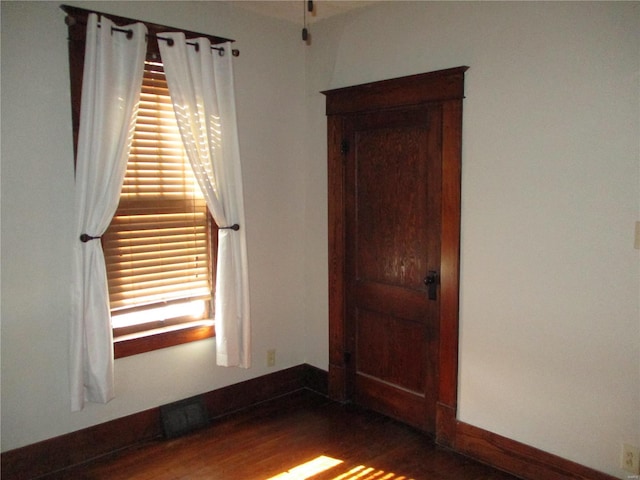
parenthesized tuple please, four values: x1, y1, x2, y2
(114, 319, 215, 359)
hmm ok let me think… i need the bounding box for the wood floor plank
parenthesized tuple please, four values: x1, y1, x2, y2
(40, 391, 520, 480)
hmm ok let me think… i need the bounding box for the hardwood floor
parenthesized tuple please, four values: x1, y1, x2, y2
(40, 390, 520, 480)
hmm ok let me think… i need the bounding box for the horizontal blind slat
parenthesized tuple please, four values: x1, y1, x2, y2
(110, 286, 211, 311)
(108, 268, 210, 292)
(107, 263, 209, 281)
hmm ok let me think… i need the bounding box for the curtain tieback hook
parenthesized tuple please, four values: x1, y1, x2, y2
(80, 233, 102, 242)
(219, 224, 240, 231)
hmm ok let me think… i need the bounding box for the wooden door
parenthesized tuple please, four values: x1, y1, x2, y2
(344, 107, 441, 430)
(324, 67, 468, 439)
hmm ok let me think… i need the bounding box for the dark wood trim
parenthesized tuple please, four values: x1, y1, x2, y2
(0, 365, 327, 480)
(1, 409, 162, 480)
(437, 97, 464, 440)
(113, 323, 215, 359)
(326, 112, 347, 403)
(322, 67, 468, 116)
(323, 66, 468, 441)
(454, 421, 617, 480)
(302, 364, 330, 396)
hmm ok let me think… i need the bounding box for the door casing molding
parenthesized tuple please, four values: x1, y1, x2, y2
(322, 66, 468, 445)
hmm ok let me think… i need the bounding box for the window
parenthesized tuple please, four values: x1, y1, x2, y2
(63, 6, 234, 358)
(104, 60, 217, 358)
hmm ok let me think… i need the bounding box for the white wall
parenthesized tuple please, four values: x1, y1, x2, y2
(1, 0, 309, 452)
(305, 2, 639, 478)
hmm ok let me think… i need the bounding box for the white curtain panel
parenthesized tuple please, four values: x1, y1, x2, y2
(159, 34, 251, 368)
(70, 13, 147, 411)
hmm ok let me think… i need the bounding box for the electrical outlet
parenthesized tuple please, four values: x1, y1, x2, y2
(267, 349, 276, 367)
(622, 443, 640, 474)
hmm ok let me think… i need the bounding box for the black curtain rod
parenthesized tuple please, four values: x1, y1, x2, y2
(61, 5, 239, 56)
(110, 26, 240, 57)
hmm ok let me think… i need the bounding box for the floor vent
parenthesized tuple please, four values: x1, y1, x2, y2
(160, 396, 209, 439)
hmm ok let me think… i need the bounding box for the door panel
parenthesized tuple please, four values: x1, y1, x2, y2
(356, 308, 425, 393)
(356, 280, 428, 322)
(345, 107, 442, 431)
(355, 124, 429, 289)
(355, 373, 426, 429)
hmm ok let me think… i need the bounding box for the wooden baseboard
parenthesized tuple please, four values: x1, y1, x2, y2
(1, 364, 327, 480)
(454, 421, 617, 480)
(302, 363, 329, 396)
(2, 366, 616, 480)
(1, 408, 162, 480)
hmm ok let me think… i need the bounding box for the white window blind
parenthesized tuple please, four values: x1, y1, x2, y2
(102, 61, 214, 334)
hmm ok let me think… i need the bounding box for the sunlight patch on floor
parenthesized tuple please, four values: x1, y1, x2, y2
(331, 465, 412, 480)
(266, 455, 414, 480)
(266, 455, 343, 479)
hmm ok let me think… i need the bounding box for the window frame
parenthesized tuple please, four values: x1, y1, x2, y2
(63, 5, 233, 358)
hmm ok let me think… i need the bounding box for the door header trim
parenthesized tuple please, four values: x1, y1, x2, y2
(322, 66, 469, 115)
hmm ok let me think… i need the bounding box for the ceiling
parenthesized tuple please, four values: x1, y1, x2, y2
(234, 1, 378, 25)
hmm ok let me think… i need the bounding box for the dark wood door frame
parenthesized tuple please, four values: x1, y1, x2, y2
(323, 66, 468, 446)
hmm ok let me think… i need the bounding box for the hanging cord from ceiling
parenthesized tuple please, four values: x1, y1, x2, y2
(302, 0, 314, 43)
